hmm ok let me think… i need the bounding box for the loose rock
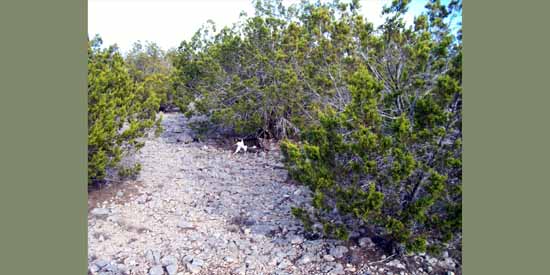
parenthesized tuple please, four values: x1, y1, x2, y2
(358, 237, 374, 248)
(165, 264, 178, 275)
(87, 113, 460, 275)
(91, 208, 110, 217)
(329, 246, 349, 259)
(149, 265, 164, 275)
(186, 263, 201, 274)
(290, 235, 304, 245)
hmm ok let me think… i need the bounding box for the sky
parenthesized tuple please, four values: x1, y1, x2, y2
(88, 0, 455, 53)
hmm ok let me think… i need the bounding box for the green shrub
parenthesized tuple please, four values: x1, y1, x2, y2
(125, 41, 177, 111)
(88, 36, 161, 185)
(171, 0, 368, 139)
(281, 64, 461, 255)
(168, 0, 462, 255)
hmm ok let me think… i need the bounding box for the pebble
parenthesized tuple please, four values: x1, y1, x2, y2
(177, 220, 195, 229)
(87, 113, 459, 275)
(191, 258, 204, 267)
(329, 263, 345, 275)
(329, 246, 349, 259)
(223, 256, 235, 263)
(296, 253, 313, 265)
(136, 195, 148, 204)
(290, 235, 304, 245)
(358, 237, 374, 248)
(145, 250, 161, 264)
(93, 259, 109, 268)
(182, 255, 194, 263)
(277, 259, 292, 269)
(91, 208, 110, 217)
(89, 264, 99, 273)
(186, 263, 201, 274)
(233, 265, 247, 275)
(165, 264, 178, 275)
(149, 265, 164, 275)
(161, 255, 178, 266)
(388, 259, 406, 269)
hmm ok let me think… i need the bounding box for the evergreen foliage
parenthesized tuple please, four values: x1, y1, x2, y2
(88, 36, 161, 185)
(170, 0, 462, 254)
(125, 41, 177, 111)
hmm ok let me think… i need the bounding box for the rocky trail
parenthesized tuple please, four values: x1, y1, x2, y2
(88, 113, 459, 275)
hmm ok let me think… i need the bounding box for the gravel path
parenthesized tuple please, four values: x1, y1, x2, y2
(88, 113, 458, 275)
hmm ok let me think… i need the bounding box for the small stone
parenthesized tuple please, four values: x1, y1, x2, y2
(177, 220, 195, 229)
(388, 259, 406, 269)
(224, 256, 236, 263)
(275, 251, 287, 259)
(245, 256, 256, 265)
(93, 259, 109, 268)
(233, 265, 246, 275)
(125, 258, 136, 266)
(106, 215, 120, 223)
(329, 246, 349, 259)
(358, 237, 375, 248)
(329, 263, 345, 275)
(88, 264, 99, 273)
(277, 259, 291, 269)
(312, 223, 323, 231)
(296, 253, 312, 265)
(447, 271, 455, 275)
(186, 263, 201, 274)
(161, 255, 178, 266)
(136, 195, 147, 204)
(165, 264, 178, 275)
(116, 191, 124, 197)
(192, 258, 204, 267)
(145, 250, 161, 265)
(249, 224, 276, 236)
(149, 265, 164, 275)
(267, 259, 277, 266)
(440, 257, 456, 269)
(290, 235, 304, 245)
(182, 255, 193, 263)
(178, 133, 193, 144)
(103, 263, 119, 272)
(153, 251, 162, 264)
(425, 254, 435, 262)
(349, 231, 360, 239)
(322, 265, 334, 273)
(323, 254, 335, 261)
(90, 208, 110, 217)
(145, 250, 154, 263)
(345, 266, 356, 272)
